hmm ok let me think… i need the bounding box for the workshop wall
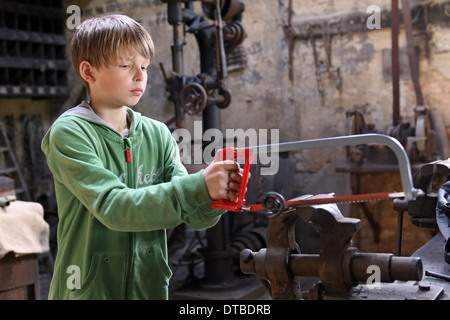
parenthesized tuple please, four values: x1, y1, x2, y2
(61, 0, 450, 183)
(1, 0, 448, 255)
(63, 0, 448, 255)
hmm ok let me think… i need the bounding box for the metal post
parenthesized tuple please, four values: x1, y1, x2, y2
(189, 6, 234, 287)
(167, 1, 186, 128)
(396, 210, 404, 256)
(392, 0, 400, 126)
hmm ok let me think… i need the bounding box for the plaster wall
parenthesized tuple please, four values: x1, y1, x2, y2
(1, 0, 447, 254)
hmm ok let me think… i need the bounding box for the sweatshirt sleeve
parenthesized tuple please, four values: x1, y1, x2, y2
(161, 126, 226, 230)
(44, 119, 224, 232)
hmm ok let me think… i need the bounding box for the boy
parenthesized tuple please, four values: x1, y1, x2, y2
(41, 13, 243, 300)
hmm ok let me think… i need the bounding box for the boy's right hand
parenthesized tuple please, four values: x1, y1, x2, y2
(203, 149, 244, 203)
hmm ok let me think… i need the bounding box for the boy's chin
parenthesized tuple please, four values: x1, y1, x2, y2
(125, 97, 142, 107)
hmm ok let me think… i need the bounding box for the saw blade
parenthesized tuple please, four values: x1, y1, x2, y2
(243, 192, 405, 212)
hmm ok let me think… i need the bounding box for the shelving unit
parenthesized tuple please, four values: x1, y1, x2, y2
(0, 0, 69, 97)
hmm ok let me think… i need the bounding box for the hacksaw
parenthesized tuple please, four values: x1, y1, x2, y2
(210, 134, 424, 213)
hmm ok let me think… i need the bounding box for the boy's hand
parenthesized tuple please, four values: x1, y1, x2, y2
(204, 149, 246, 203)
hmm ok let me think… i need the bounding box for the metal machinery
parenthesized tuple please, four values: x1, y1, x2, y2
(160, 0, 246, 129)
(238, 154, 450, 300)
(240, 202, 427, 299)
(162, 1, 450, 300)
(213, 134, 443, 299)
(161, 0, 256, 294)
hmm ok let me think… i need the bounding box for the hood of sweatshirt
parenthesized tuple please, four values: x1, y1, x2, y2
(42, 101, 142, 153)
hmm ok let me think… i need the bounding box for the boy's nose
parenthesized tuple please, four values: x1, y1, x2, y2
(134, 69, 146, 81)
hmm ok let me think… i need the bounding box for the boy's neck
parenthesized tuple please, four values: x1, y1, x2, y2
(89, 101, 129, 135)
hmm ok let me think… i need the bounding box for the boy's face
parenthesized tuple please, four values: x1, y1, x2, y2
(89, 53, 150, 109)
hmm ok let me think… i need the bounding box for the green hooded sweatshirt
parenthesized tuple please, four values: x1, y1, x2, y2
(41, 101, 224, 300)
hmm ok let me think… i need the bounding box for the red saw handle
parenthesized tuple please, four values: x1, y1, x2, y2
(210, 147, 254, 212)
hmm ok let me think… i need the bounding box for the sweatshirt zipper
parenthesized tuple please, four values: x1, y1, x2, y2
(123, 137, 134, 299)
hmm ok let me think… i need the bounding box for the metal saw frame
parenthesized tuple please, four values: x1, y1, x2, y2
(211, 133, 424, 213)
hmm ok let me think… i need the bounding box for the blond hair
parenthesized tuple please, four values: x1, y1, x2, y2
(71, 14, 154, 89)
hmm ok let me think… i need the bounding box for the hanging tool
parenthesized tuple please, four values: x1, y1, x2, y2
(402, 0, 423, 107)
(211, 133, 424, 215)
(401, 0, 435, 162)
(392, 0, 400, 126)
(161, 0, 243, 124)
(0, 120, 31, 201)
(283, 0, 298, 84)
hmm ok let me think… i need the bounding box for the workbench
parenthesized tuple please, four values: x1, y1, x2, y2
(412, 232, 450, 300)
(0, 252, 40, 299)
(0, 195, 50, 300)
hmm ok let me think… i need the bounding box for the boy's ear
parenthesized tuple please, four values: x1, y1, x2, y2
(79, 61, 96, 84)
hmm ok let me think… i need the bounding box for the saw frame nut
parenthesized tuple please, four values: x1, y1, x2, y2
(262, 192, 286, 218)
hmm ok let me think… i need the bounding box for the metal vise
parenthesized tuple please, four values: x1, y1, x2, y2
(240, 195, 423, 300)
(396, 159, 450, 228)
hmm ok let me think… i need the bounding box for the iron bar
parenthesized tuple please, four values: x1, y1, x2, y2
(392, 0, 400, 126)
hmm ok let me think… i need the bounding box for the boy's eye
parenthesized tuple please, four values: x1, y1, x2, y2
(141, 66, 148, 71)
(121, 65, 130, 69)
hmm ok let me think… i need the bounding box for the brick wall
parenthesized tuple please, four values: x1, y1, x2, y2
(350, 172, 435, 255)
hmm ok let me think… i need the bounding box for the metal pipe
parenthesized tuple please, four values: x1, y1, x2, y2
(396, 209, 404, 256)
(215, 0, 227, 80)
(392, 0, 400, 125)
(402, 0, 424, 106)
(167, 1, 186, 128)
(188, 1, 231, 287)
